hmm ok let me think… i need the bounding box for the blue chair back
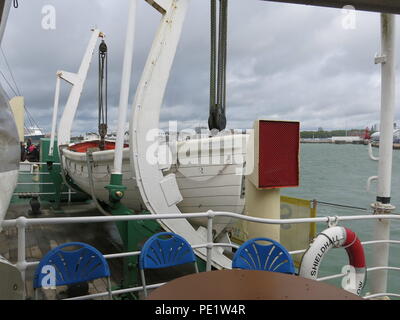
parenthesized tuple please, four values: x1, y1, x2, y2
(232, 238, 295, 274)
(33, 242, 110, 289)
(139, 232, 196, 270)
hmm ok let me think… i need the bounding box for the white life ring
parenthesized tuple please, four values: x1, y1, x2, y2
(299, 226, 366, 296)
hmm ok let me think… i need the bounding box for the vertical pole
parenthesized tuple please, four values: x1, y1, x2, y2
(206, 212, 214, 272)
(371, 13, 396, 295)
(16, 217, 26, 300)
(49, 75, 61, 156)
(377, 14, 396, 205)
(114, 0, 137, 175)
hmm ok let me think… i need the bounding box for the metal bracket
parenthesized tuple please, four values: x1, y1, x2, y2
(327, 216, 339, 228)
(368, 141, 379, 161)
(145, 0, 166, 15)
(374, 54, 387, 64)
(371, 201, 396, 215)
(367, 175, 378, 193)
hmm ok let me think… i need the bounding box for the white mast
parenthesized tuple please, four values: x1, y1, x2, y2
(371, 13, 397, 295)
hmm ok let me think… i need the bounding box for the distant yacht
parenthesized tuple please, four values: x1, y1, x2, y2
(371, 128, 400, 143)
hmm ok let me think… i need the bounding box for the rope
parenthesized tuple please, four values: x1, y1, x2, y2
(217, 0, 227, 119)
(208, 0, 228, 131)
(23, 102, 41, 131)
(1, 48, 21, 95)
(209, 0, 217, 129)
(319, 232, 341, 248)
(317, 201, 368, 212)
(341, 234, 358, 249)
(0, 69, 18, 96)
(0, 47, 42, 134)
(220, 0, 228, 116)
(98, 40, 108, 150)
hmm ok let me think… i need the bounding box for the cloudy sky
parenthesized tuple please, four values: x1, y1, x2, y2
(1, 0, 399, 135)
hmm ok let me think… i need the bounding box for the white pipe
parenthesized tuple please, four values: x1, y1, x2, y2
(16, 219, 26, 300)
(49, 75, 61, 156)
(364, 293, 400, 299)
(371, 13, 396, 296)
(372, 218, 391, 294)
(376, 13, 396, 203)
(3, 212, 400, 229)
(368, 141, 379, 161)
(113, 0, 137, 174)
(206, 213, 214, 271)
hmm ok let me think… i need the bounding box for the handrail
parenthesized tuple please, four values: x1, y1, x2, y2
(3, 211, 400, 229)
(364, 293, 400, 299)
(3, 210, 400, 300)
(19, 162, 61, 166)
(14, 160, 72, 199)
(20, 243, 241, 269)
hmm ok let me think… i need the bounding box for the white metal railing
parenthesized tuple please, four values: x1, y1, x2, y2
(14, 162, 76, 198)
(2, 210, 400, 300)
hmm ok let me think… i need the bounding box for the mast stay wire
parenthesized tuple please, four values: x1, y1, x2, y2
(0, 69, 18, 97)
(1, 47, 21, 96)
(0, 46, 43, 134)
(0, 69, 42, 134)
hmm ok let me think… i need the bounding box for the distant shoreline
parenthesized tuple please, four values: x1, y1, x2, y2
(300, 140, 400, 149)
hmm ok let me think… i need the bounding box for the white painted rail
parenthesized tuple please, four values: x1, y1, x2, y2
(2, 210, 400, 300)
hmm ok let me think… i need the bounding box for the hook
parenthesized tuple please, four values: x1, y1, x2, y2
(327, 216, 339, 228)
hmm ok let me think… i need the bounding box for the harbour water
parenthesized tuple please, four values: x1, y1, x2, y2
(282, 143, 400, 296)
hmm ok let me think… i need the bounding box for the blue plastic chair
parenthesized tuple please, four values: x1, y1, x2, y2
(232, 237, 295, 274)
(33, 242, 112, 299)
(139, 232, 199, 297)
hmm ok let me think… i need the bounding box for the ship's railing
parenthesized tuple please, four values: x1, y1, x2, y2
(13, 162, 76, 199)
(2, 211, 400, 300)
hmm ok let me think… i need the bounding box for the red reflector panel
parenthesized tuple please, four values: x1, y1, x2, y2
(258, 121, 299, 188)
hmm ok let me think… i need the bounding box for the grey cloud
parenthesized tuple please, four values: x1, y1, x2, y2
(0, 0, 399, 136)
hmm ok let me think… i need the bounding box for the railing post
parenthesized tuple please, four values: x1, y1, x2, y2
(371, 13, 397, 295)
(16, 216, 27, 300)
(206, 211, 214, 272)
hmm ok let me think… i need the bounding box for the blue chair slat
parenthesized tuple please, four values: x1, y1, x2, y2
(232, 238, 295, 274)
(33, 242, 110, 289)
(46, 253, 69, 283)
(139, 232, 196, 269)
(75, 248, 106, 279)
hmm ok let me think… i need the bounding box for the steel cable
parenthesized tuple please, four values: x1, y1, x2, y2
(209, 0, 217, 129)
